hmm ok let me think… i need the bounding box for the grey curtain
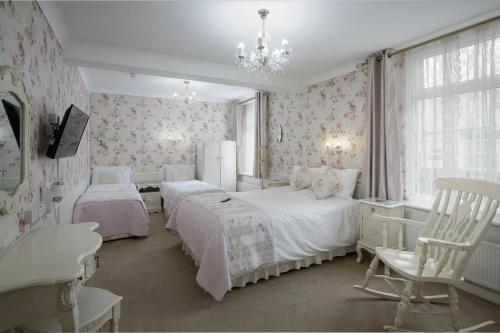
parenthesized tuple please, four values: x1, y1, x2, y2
(254, 91, 269, 179)
(364, 50, 402, 200)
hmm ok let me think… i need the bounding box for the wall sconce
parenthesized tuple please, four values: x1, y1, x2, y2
(326, 141, 343, 155)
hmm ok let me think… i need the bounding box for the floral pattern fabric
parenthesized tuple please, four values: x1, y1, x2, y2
(89, 93, 234, 172)
(311, 167, 341, 200)
(289, 166, 312, 190)
(0, 1, 89, 252)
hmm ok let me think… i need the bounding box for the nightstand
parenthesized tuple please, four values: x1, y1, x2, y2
(136, 182, 161, 213)
(357, 198, 404, 269)
(263, 177, 290, 189)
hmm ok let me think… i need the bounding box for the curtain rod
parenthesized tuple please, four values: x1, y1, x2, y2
(388, 15, 500, 57)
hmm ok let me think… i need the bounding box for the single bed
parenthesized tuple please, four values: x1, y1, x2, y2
(166, 186, 360, 301)
(161, 180, 224, 217)
(73, 167, 150, 240)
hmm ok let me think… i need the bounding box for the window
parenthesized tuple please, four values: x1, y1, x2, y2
(236, 99, 256, 176)
(405, 24, 500, 205)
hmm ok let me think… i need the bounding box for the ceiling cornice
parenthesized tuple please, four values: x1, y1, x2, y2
(38, 1, 69, 49)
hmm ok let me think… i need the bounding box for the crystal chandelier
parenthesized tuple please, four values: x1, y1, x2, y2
(236, 9, 291, 77)
(173, 81, 197, 104)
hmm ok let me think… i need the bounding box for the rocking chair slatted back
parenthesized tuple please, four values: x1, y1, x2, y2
(418, 178, 500, 280)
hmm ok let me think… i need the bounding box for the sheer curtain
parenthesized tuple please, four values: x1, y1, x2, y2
(405, 20, 500, 204)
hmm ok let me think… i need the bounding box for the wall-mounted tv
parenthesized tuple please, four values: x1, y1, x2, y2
(46, 104, 89, 159)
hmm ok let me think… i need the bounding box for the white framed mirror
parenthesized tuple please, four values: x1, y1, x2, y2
(0, 66, 30, 215)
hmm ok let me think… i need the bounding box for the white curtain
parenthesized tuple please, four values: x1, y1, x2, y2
(405, 20, 500, 203)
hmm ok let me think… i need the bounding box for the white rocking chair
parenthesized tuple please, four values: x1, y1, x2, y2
(354, 178, 500, 332)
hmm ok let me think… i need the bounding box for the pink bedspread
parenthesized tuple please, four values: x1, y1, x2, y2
(73, 184, 150, 239)
(167, 198, 231, 300)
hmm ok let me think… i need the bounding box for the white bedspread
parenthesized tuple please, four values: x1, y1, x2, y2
(160, 180, 223, 214)
(167, 186, 359, 300)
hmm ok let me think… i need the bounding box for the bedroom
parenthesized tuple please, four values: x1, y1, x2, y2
(0, 0, 500, 332)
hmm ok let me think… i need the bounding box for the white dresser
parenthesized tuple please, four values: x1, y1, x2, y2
(356, 198, 404, 264)
(0, 222, 122, 332)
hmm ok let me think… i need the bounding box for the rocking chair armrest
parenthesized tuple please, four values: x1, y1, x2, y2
(371, 214, 424, 229)
(417, 237, 473, 250)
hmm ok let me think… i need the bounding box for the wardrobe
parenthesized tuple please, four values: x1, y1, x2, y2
(197, 139, 237, 191)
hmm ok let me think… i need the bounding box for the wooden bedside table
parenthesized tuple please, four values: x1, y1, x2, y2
(357, 198, 404, 269)
(136, 182, 161, 213)
(263, 177, 290, 189)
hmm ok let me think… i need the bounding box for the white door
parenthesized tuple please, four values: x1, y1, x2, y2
(205, 140, 221, 187)
(220, 141, 236, 191)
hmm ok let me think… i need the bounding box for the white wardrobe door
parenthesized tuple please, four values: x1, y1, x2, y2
(205, 140, 221, 187)
(220, 141, 236, 192)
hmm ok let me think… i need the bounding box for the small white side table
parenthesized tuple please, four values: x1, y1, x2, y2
(136, 182, 161, 213)
(357, 198, 404, 274)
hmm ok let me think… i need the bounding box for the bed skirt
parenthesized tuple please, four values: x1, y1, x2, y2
(181, 242, 356, 289)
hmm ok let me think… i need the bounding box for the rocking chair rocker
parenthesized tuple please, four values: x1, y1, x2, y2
(354, 178, 500, 332)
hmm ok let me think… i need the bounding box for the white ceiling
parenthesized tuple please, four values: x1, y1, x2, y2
(45, 1, 500, 95)
(79, 67, 255, 103)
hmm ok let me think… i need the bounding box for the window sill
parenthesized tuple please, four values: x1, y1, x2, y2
(403, 199, 500, 228)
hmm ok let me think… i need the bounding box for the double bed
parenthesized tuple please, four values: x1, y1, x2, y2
(73, 167, 150, 240)
(166, 185, 360, 301)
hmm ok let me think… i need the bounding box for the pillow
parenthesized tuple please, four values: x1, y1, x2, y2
(311, 167, 341, 199)
(98, 172, 120, 184)
(92, 166, 131, 185)
(290, 166, 313, 190)
(292, 165, 325, 185)
(333, 168, 360, 199)
(165, 164, 195, 181)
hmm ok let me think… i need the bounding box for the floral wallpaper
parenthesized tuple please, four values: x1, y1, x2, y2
(0, 1, 89, 252)
(267, 69, 368, 176)
(89, 93, 234, 172)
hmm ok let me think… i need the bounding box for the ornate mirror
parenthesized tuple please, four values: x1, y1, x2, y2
(0, 66, 30, 215)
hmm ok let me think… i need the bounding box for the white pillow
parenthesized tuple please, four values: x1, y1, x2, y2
(333, 168, 360, 199)
(92, 166, 131, 185)
(98, 171, 120, 184)
(311, 167, 342, 199)
(290, 166, 313, 190)
(165, 164, 195, 181)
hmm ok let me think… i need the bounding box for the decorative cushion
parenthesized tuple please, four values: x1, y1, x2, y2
(311, 167, 342, 199)
(290, 166, 313, 190)
(98, 172, 121, 184)
(165, 164, 195, 181)
(333, 168, 360, 199)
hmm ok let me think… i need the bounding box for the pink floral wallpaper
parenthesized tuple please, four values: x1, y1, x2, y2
(89, 93, 233, 171)
(268, 69, 368, 176)
(0, 1, 89, 251)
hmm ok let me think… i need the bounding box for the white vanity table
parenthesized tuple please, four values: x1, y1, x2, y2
(0, 222, 122, 332)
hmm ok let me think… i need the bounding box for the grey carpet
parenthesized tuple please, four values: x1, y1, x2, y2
(94, 213, 500, 332)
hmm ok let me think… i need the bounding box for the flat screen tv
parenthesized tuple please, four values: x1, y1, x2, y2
(46, 104, 89, 159)
(1, 99, 21, 148)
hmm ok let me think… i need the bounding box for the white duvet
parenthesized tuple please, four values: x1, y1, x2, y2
(167, 186, 360, 300)
(232, 187, 359, 263)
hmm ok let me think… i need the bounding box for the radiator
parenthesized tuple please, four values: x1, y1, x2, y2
(405, 227, 500, 292)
